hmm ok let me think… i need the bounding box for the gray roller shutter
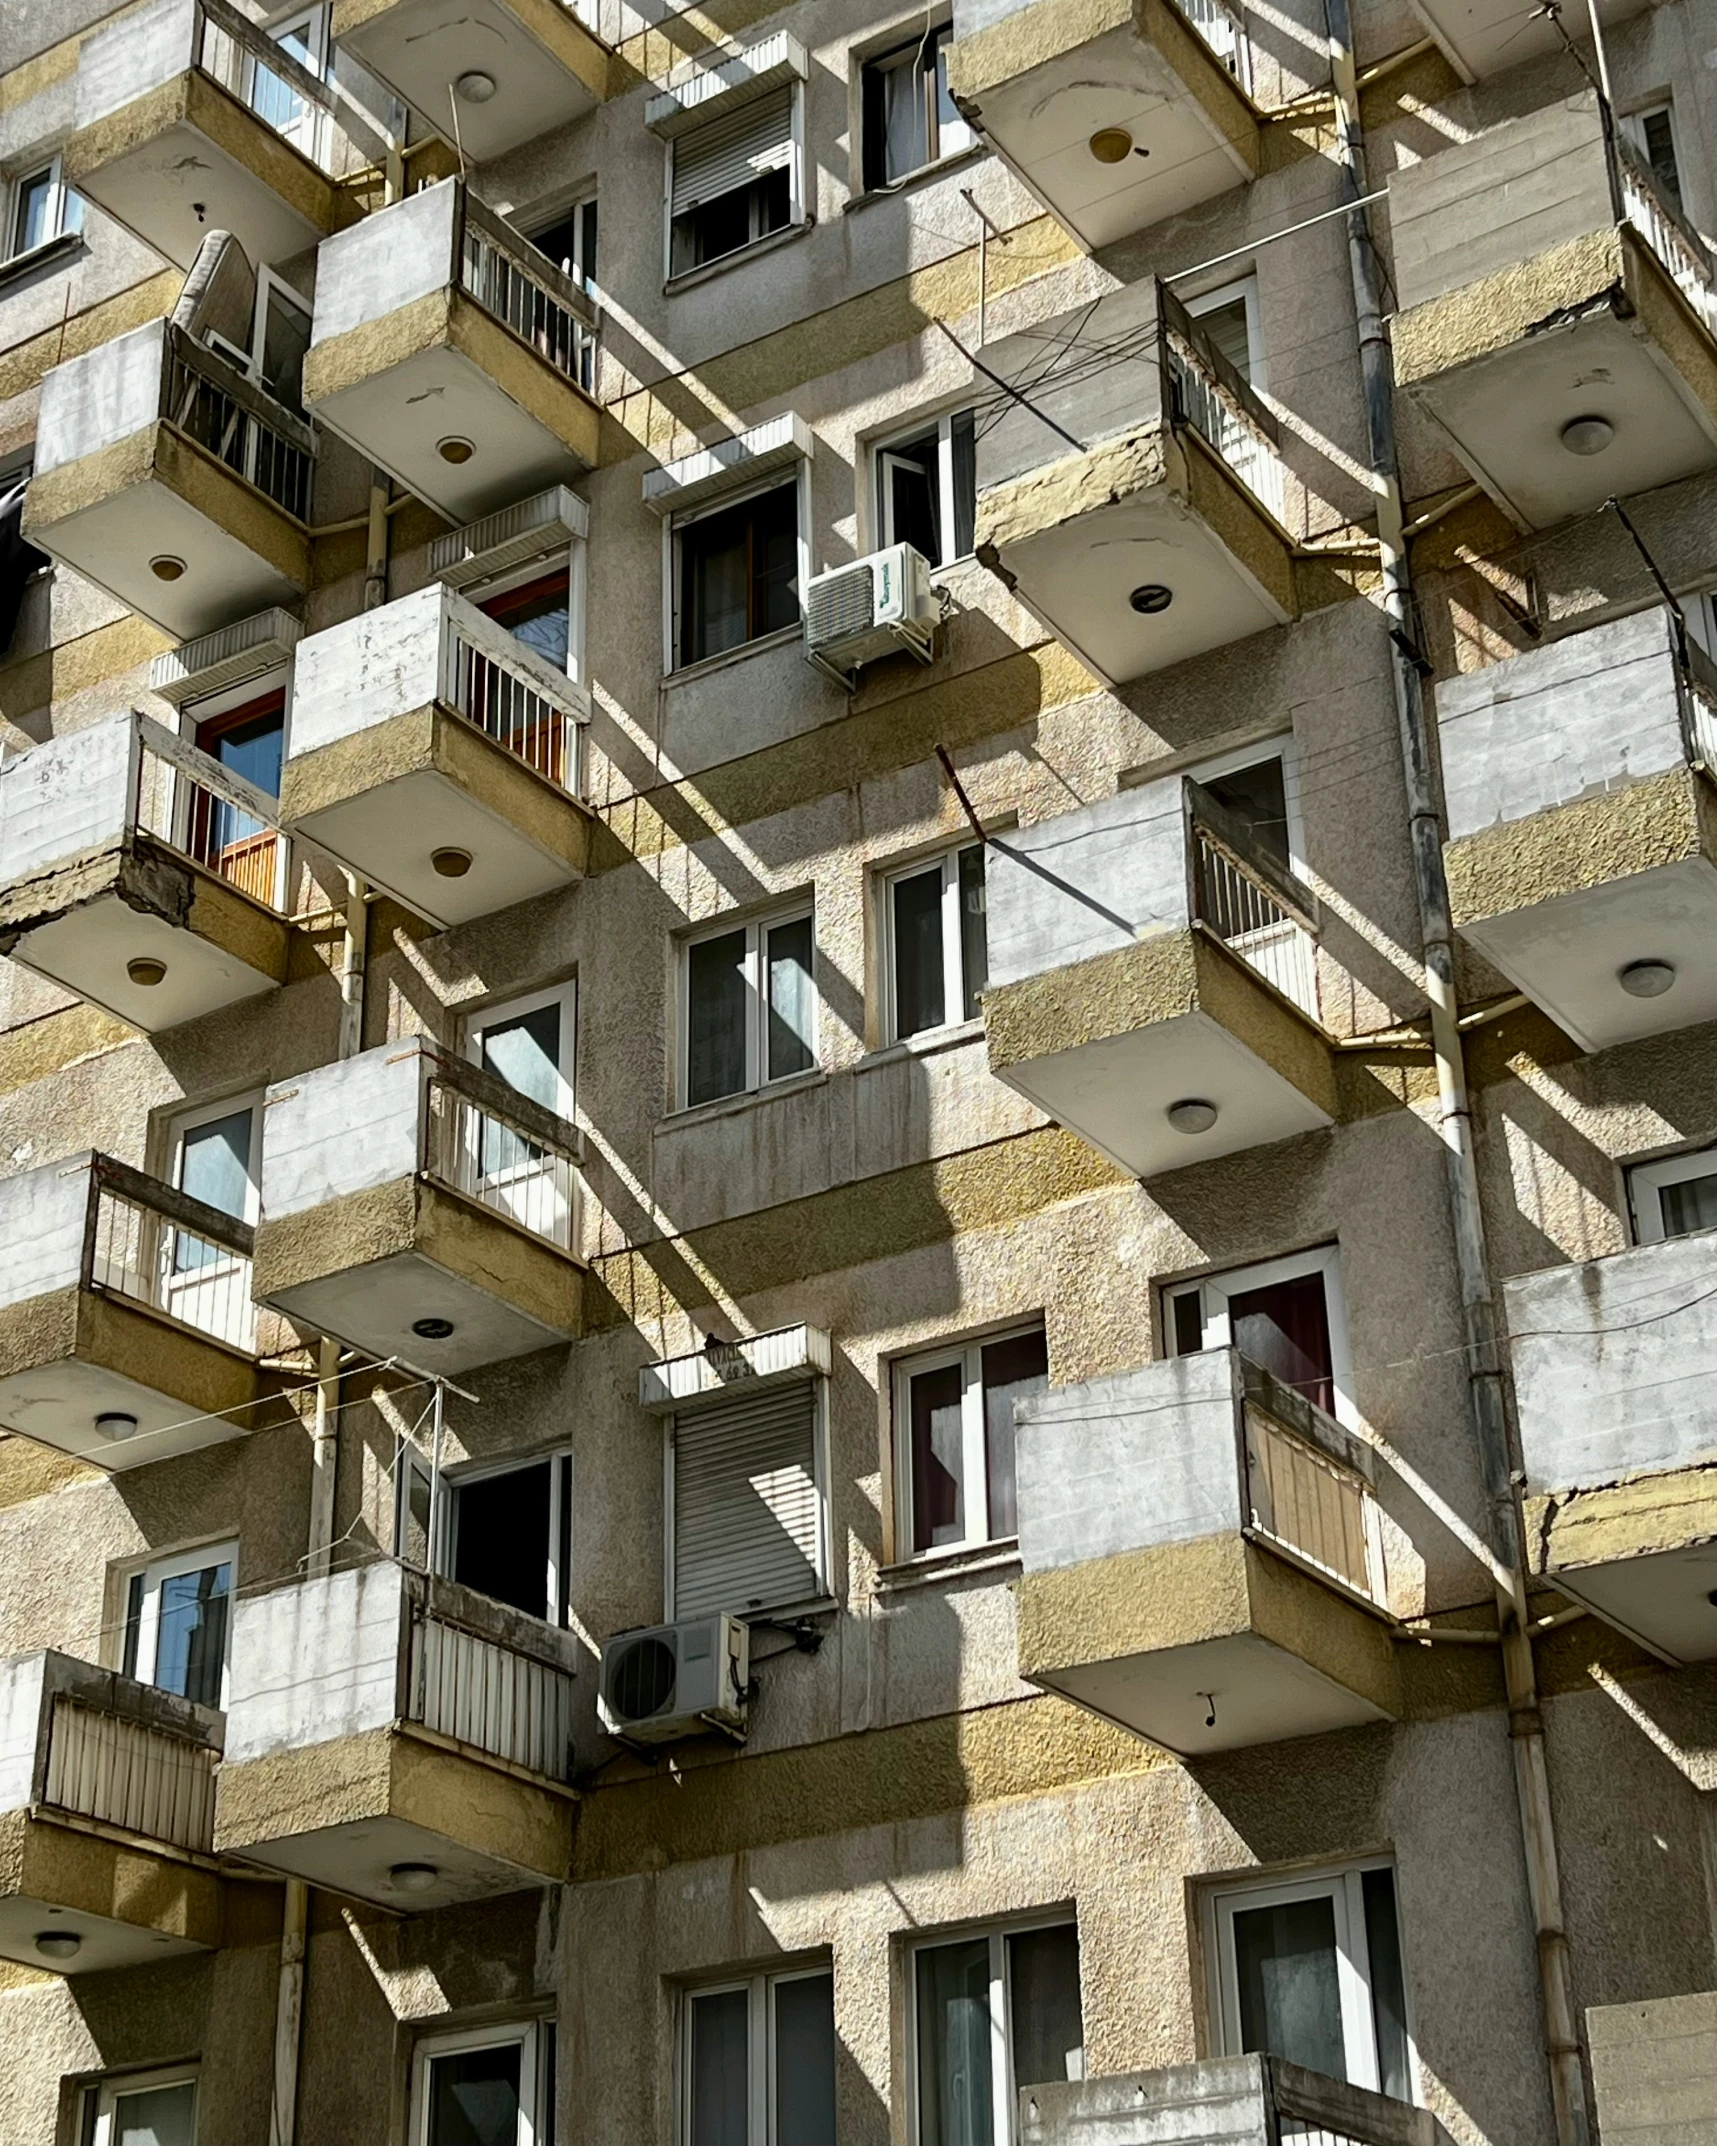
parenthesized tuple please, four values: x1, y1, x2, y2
(670, 87, 793, 218)
(671, 1378, 822, 1619)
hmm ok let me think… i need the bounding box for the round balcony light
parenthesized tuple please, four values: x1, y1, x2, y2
(455, 71, 497, 104)
(1129, 583, 1173, 615)
(1559, 414, 1614, 457)
(431, 847, 473, 879)
(437, 437, 476, 466)
(149, 556, 186, 583)
(1166, 1097, 1219, 1136)
(127, 956, 168, 987)
(1618, 958, 1675, 999)
(1088, 127, 1134, 164)
(95, 1412, 140, 1439)
(388, 1861, 440, 1893)
(412, 1316, 455, 1341)
(34, 1930, 81, 1960)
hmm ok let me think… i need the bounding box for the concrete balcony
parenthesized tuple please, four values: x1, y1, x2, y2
(1390, 93, 1716, 530)
(1438, 608, 1717, 1050)
(973, 277, 1295, 686)
(0, 1651, 224, 1975)
(334, 0, 612, 163)
(0, 712, 290, 1034)
(1022, 2056, 1445, 2146)
(1507, 1235, 1716, 1665)
(254, 1036, 584, 1375)
(215, 1562, 575, 1910)
(1012, 1350, 1399, 1755)
(0, 1153, 260, 1470)
(62, 0, 386, 273)
(983, 772, 1334, 1179)
(1407, 0, 1642, 84)
(283, 583, 590, 929)
(947, 0, 1260, 250)
(23, 320, 313, 641)
(304, 178, 600, 521)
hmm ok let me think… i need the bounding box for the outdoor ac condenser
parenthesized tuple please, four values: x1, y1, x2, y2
(803, 543, 938, 687)
(597, 1613, 749, 1743)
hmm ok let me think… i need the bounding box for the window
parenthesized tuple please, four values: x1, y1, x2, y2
(669, 1378, 827, 1620)
(1185, 275, 1262, 385)
(411, 2020, 553, 2146)
(81, 2067, 198, 2146)
(1629, 1149, 1717, 1242)
(246, 6, 330, 158)
(1166, 1245, 1352, 1422)
(465, 981, 578, 1241)
(910, 1919, 1082, 2146)
(681, 1964, 835, 2146)
(876, 409, 976, 568)
(251, 268, 313, 410)
(6, 158, 82, 260)
(1187, 740, 1300, 876)
(1206, 1861, 1413, 2101)
(445, 1452, 573, 1625)
(893, 1326, 1047, 1557)
(1623, 103, 1682, 207)
(481, 567, 575, 677)
(120, 1542, 237, 1709)
(530, 198, 598, 390)
(166, 1096, 261, 1335)
(681, 908, 815, 1109)
(862, 25, 973, 189)
(669, 88, 798, 277)
(1684, 588, 1716, 663)
(675, 480, 801, 666)
(883, 843, 986, 1043)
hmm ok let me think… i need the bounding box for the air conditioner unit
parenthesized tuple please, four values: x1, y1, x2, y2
(598, 1614, 750, 1744)
(804, 543, 938, 687)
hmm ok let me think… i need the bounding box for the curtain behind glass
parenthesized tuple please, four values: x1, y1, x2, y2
(1228, 1273, 1334, 1414)
(916, 1937, 993, 2146)
(774, 1973, 837, 2146)
(766, 916, 815, 1080)
(425, 2042, 523, 2146)
(687, 930, 749, 1104)
(880, 53, 926, 182)
(1232, 1895, 1345, 2078)
(689, 1988, 749, 2146)
(950, 413, 977, 560)
(1662, 1169, 1717, 1236)
(1007, 1925, 1083, 2095)
(892, 866, 945, 1037)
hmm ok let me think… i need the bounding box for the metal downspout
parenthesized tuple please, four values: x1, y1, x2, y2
(1321, 7, 1590, 2139)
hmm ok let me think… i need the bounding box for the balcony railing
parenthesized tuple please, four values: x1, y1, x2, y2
(421, 1051, 584, 1256)
(1242, 1359, 1386, 1608)
(1612, 127, 1717, 335)
(87, 1155, 257, 1356)
(1178, 0, 1252, 92)
(1022, 2055, 1446, 2146)
(165, 326, 315, 522)
(439, 610, 582, 791)
(193, 0, 387, 178)
(458, 189, 599, 394)
(1679, 633, 1717, 772)
(131, 712, 288, 910)
(1187, 778, 1320, 1019)
(43, 1691, 219, 1855)
(1163, 288, 1288, 524)
(407, 1580, 576, 1782)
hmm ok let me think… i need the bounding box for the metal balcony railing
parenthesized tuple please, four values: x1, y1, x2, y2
(1176, 0, 1252, 93)
(407, 1581, 576, 1783)
(1610, 126, 1717, 335)
(1186, 777, 1321, 1019)
(86, 1155, 258, 1357)
(164, 325, 315, 521)
(1163, 287, 1289, 524)
(438, 611, 583, 792)
(193, 0, 388, 178)
(1240, 1359, 1388, 1610)
(421, 1051, 584, 1257)
(42, 1691, 220, 1854)
(458, 188, 600, 395)
(131, 712, 288, 911)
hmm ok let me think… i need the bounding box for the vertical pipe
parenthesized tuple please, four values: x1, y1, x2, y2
(268, 1878, 307, 2146)
(1321, 7, 1590, 2139)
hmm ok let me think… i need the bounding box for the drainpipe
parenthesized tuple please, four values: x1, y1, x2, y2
(1322, 8, 1590, 2139)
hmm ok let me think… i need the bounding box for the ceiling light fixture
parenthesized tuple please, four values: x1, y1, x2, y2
(127, 957, 168, 987)
(1088, 127, 1133, 164)
(1617, 958, 1675, 998)
(95, 1412, 140, 1440)
(389, 1861, 439, 1892)
(1166, 1098, 1218, 1136)
(1129, 584, 1173, 615)
(431, 847, 472, 878)
(1559, 415, 1613, 457)
(34, 1930, 82, 1961)
(412, 1316, 455, 1340)
(455, 71, 497, 104)
(437, 437, 475, 466)
(149, 556, 186, 583)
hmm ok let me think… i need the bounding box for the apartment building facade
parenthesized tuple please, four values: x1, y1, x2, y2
(0, 2, 1711, 2142)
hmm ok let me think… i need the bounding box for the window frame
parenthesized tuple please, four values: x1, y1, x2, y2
(890, 1321, 1045, 1561)
(861, 20, 973, 191)
(663, 82, 806, 285)
(82, 2065, 200, 2146)
(117, 1538, 239, 1708)
(678, 1959, 836, 2146)
(397, 1446, 574, 1628)
(1185, 735, 1307, 878)
(167, 1092, 264, 1226)
(1184, 273, 1264, 388)
(5, 155, 82, 262)
(1202, 1857, 1417, 2101)
(1163, 1243, 1356, 1427)
(879, 840, 986, 1047)
(872, 404, 978, 568)
(409, 2017, 551, 2146)
(1627, 1147, 1717, 1244)
(668, 470, 808, 674)
(1621, 100, 1682, 204)
(905, 1911, 1083, 2146)
(465, 979, 578, 1121)
(677, 902, 818, 1112)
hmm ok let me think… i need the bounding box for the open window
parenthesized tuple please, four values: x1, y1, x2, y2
(463, 981, 578, 1242)
(244, 6, 331, 161)
(673, 477, 802, 667)
(1622, 102, 1683, 208)
(120, 1542, 237, 1709)
(681, 1962, 835, 2146)
(528, 196, 598, 389)
(1628, 1148, 1717, 1243)
(668, 86, 800, 278)
(6, 156, 82, 261)
(165, 1094, 261, 1343)
(680, 906, 816, 1109)
(1185, 274, 1263, 387)
(909, 1917, 1083, 2146)
(882, 843, 986, 1043)
(876, 408, 977, 568)
(410, 2019, 554, 2146)
(1166, 1244, 1353, 1423)
(892, 1325, 1047, 1557)
(398, 1447, 573, 1627)
(861, 22, 972, 189)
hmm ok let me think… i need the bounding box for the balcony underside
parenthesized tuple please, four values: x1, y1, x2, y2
(282, 703, 590, 929)
(1394, 233, 1716, 530)
(254, 1177, 581, 1373)
(1408, 0, 1646, 85)
(23, 425, 309, 641)
(1446, 770, 1717, 1051)
(0, 1811, 221, 1972)
(0, 841, 289, 1033)
(948, 0, 1258, 250)
(976, 427, 1292, 685)
(304, 296, 600, 521)
(1017, 1530, 1401, 1757)
(63, 68, 343, 274)
(335, 0, 609, 163)
(985, 928, 1335, 1178)
(215, 1727, 570, 1910)
(0, 1286, 257, 1469)
(1526, 1467, 1716, 1665)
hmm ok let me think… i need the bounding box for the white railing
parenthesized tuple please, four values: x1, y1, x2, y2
(194, 0, 384, 179)
(439, 619, 583, 793)
(132, 713, 287, 912)
(1245, 1405, 1387, 1608)
(1682, 644, 1717, 773)
(460, 191, 599, 393)
(43, 1696, 218, 1855)
(1168, 332, 1288, 524)
(88, 1160, 257, 1355)
(1615, 133, 1717, 335)
(1191, 808, 1320, 1019)
(1176, 0, 1252, 94)
(422, 1059, 583, 1255)
(408, 1601, 575, 1783)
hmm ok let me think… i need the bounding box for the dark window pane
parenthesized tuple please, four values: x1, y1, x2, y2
(910, 1362, 965, 1552)
(1660, 1170, 1717, 1237)
(450, 1460, 551, 1619)
(950, 411, 976, 559)
(981, 1330, 1047, 1541)
(426, 2042, 523, 2146)
(753, 480, 800, 636)
(1232, 1895, 1345, 2078)
(1192, 296, 1253, 382)
(483, 573, 571, 674)
(1362, 1869, 1411, 2102)
(683, 503, 751, 663)
(958, 846, 987, 1019)
(1172, 1291, 1205, 1357)
(883, 436, 940, 562)
(122, 1571, 144, 1681)
(892, 865, 945, 1039)
(1228, 1272, 1334, 1414)
(1640, 110, 1681, 203)
(766, 915, 815, 1081)
(689, 1988, 749, 2146)
(915, 1937, 993, 2146)
(154, 1561, 232, 1707)
(687, 928, 750, 1104)
(774, 1974, 836, 2146)
(112, 2083, 196, 2146)
(480, 1001, 562, 1178)
(1201, 757, 1289, 872)
(1007, 1924, 1082, 2094)
(205, 703, 285, 796)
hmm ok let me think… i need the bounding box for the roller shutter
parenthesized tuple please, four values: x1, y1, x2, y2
(671, 88, 794, 218)
(671, 1378, 822, 1619)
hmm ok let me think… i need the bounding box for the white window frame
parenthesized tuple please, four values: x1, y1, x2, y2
(1186, 735, 1306, 876)
(119, 1539, 239, 1708)
(1628, 1147, 1717, 1243)
(465, 979, 578, 1119)
(873, 404, 977, 567)
(679, 1961, 835, 2146)
(880, 841, 984, 1046)
(1164, 1243, 1356, 1427)
(891, 1322, 1043, 1560)
(665, 467, 810, 676)
(5, 155, 81, 261)
(406, 1447, 574, 1628)
(243, 6, 331, 161)
(662, 1379, 832, 1622)
(662, 82, 806, 285)
(168, 1092, 263, 1225)
(410, 2018, 549, 2146)
(1185, 273, 1264, 388)
(862, 20, 974, 189)
(677, 903, 817, 1110)
(466, 547, 589, 696)
(1203, 1857, 1417, 2099)
(1621, 101, 1682, 194)
(905, 1913, 1083, 2146)
(85, 2065, 200, 2146)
